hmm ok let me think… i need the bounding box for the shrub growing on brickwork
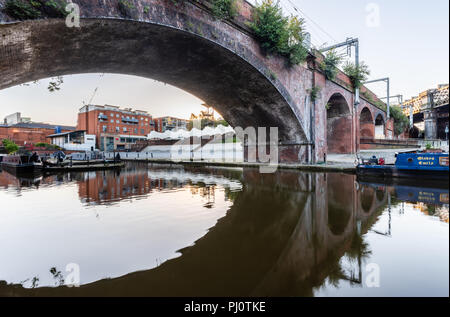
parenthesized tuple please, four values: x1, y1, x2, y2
(319, 49, 342, 81)
(250, 0, 309, 65)
(343, 61, 370, 89)
(211, 0, 237, 20)
(361, 90, 386, 110)
(118, 0, 138, 18)
(3, 0, 41, 19)
(3, 0, 68, 20)
(308, 86, 321, 102)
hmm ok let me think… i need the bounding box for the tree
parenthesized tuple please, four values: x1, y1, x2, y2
(389, 105, 410, 135)
(2, 139, 19, 154)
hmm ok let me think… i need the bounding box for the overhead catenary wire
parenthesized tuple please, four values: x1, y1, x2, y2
(279, 1, 324, 48)
(283, 0, 337, 45)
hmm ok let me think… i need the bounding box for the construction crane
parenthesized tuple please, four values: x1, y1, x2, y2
(83, 87, 98, 106)
(200, 103, 215, 120)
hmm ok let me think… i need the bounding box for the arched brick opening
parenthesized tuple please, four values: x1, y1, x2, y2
(326, 93, 352, 154)
(375, 114, 385, 139)
(360, 186, 375, 213)
(359, 107, 374, 150)
(327, 173, 353, 235)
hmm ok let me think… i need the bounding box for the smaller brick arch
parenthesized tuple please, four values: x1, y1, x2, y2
(359, 186, 376, 213)
(359, 107, 375, 149)
(375, 113, 386, 139)
(326, 93, 353, 154)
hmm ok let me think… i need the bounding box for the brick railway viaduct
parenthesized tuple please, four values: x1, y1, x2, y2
(0, 0, 390, 163)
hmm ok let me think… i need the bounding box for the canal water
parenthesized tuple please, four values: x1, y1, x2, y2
(0, 163, 448, 296)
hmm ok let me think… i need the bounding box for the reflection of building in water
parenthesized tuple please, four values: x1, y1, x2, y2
(190, 185, 216, 208)
(78, 170, 154, 205)
(76, 165, 240, 206)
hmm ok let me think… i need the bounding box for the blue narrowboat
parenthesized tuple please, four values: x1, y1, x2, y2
(357, 151, 449, 181)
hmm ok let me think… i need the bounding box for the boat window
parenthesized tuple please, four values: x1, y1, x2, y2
(408, 158, 413, 163)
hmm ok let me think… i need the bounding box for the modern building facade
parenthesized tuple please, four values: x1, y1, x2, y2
(77, 104, 155, 151)
(47, 130, 97, 152)
(154, 116, 189, 133)
(3, 112, 31, 125)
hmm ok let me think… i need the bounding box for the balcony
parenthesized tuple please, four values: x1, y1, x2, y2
(122, 117, 139, 124)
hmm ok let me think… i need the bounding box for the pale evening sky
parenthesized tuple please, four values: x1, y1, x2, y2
(0, 0, 448, 126)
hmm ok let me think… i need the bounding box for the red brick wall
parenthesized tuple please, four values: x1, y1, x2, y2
(327, 116, 353, 154)
(359, 122, 375, 150)
(0, 126, 73, 145)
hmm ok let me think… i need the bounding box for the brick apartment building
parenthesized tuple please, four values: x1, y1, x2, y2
(154, 116, 189, 133)
(77, 104, 155, 151)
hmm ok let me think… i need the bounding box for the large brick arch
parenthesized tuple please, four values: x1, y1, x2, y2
(0, 0, 310, 148)
(326, 92, 353, 154)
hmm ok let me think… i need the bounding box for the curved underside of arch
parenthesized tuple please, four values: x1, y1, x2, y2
(0, 18, 307, 143)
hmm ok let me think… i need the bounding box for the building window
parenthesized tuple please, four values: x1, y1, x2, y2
(140, 129, 145, 134)
(123, 127, 127, 132)
(116, 127, 119, 132)
(116, 120, 119, 124)
(145, 118, 148, 121)
(134, 128, 138, 134)
(110, 119, 114, 123)
(102, 126, 107, 132)
(110, 113, 114, 117)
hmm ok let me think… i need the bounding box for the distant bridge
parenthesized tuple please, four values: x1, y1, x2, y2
(402, 84, 449, 139)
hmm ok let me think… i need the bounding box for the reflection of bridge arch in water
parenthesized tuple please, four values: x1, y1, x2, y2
(0, 169, 390, 296)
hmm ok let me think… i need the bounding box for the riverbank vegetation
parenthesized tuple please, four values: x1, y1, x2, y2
(389, 105, 410, 135)
(2, 139, 19, 154)
(34, 142, 62, 150)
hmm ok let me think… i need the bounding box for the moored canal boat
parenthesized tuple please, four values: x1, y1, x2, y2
(1, 154, 43, 175)
(357, 151, 449, 181)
